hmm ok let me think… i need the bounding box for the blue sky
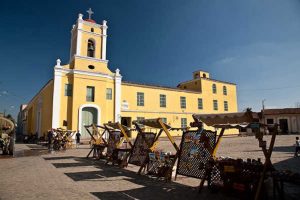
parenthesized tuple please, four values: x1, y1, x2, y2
(0, 0, 300, 119)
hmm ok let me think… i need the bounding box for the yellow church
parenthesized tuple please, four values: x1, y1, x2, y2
(20, 10, 238, 139)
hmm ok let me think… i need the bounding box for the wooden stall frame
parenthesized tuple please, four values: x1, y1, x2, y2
(104, 122, 133, 148)
(132, 118, 182, 180)
(103, 122, 134, 167)
(85, 124, 108, 159)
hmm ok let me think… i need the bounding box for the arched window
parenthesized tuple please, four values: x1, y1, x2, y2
(87, 39, 95, 57)
(203, 73, 206, 78)
(212, 84, 217, 94)
(91, 28, 94, 32)
(223, 86, 227, 95)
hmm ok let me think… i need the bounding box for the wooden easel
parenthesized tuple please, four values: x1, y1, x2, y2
(85, 124, 107, 159)
(104, 122, 133, 167)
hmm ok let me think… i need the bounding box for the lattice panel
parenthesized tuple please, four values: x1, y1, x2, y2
(209, 165, 222, 187)
(176, 129, 216, 179)
(209, 159, 264, 190)
(128, 132, 156, 166)
(147, 159, 161, 175)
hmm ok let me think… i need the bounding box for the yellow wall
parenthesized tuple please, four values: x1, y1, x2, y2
(120, 81, 238, 137)
(24, 80, 53, 136)
(82, 23, 102, 34)
(72, 58, 112, 75)
(178, 80, 202, 91)
(64, 73, 115, 131)
(200, 79, 238, 113)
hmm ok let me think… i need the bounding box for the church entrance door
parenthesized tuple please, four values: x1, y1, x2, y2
(81, 107, 98, 139)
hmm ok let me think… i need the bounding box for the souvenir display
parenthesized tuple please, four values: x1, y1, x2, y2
(128, 132, 156, 166)
(176, 129, 216, 179)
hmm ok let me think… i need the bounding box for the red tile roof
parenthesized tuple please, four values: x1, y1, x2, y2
(263, 108, 300, 115)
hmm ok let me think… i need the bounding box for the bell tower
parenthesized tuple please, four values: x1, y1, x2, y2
(69, 8, 111, 74)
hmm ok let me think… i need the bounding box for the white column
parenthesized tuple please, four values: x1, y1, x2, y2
(52, 59, 62, 128)
(69, 24, 75, 61)
(101, 20, 108, 60)
(76, 14, 83, 56)
(114, 68, 122, 122)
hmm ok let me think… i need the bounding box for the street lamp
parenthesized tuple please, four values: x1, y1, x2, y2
(262, 99, 266, 134)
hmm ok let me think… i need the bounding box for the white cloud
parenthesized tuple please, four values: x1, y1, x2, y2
(217, 56, 235, 64)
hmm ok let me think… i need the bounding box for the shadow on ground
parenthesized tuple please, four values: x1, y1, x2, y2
(272, 157, 300, 200)
(272, 145, 295, 153)
(43, 156, 76, 160)
(44, 148, 300, 200)
(48, 156, 239, 200)
(14, 145, 49, 157)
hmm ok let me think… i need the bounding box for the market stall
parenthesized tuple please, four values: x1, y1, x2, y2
(190, 112, 277, 200)
(128, 118, 181, 181)
(103, 122, 133, 168)
(51, 128, 75, 151)
(0, 116, 15, 155)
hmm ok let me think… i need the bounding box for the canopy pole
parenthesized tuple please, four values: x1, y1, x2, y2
(116, 122, 133, 148)
(158, 118, 179, 152)
(212, 128, 225, 158)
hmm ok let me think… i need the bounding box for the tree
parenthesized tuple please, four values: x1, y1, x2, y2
(6, 114, 16, 124)
(243, 107, 252, 113)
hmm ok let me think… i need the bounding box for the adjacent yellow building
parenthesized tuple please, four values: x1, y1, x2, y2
(20, 11, 238, 139)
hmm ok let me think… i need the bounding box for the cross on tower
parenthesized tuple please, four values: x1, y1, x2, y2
(86, 8, 94, 19)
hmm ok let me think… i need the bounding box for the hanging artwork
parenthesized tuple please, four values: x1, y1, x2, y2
(106, 131, 121, 156)
(176, 129, 216, 179)
(128, 132, 156, 166)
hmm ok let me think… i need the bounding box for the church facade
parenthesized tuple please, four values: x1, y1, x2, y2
(19, 11, 238, 138)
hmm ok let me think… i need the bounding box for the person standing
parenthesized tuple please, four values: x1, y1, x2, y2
(76, 130, 81, 148)
(295, 137, 300, 157)
(47, 129, 53, 151)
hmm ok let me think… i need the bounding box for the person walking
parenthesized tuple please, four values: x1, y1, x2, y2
(294, 137, 300, 157)
(76, 130, 81, 148)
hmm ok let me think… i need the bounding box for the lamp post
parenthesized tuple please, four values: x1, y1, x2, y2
(262, 99, 266, 134)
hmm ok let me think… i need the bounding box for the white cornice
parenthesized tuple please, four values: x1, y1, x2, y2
(78, 28, 107, 37)
(54, 67, 114, 80)
(70, 55, 109, 63)
(121, 110, 198, 115)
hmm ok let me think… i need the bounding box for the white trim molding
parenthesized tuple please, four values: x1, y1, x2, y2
(54, 67, 114, 80)
(52, 66, 63, 128)
(101, 20, 108, 60)
(114, 68, 122, 122)
(121, 110, 198, 115)
(73, 55, 109, 63)
(78, 28, 104, 37)
(78, 104, 101, 131)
